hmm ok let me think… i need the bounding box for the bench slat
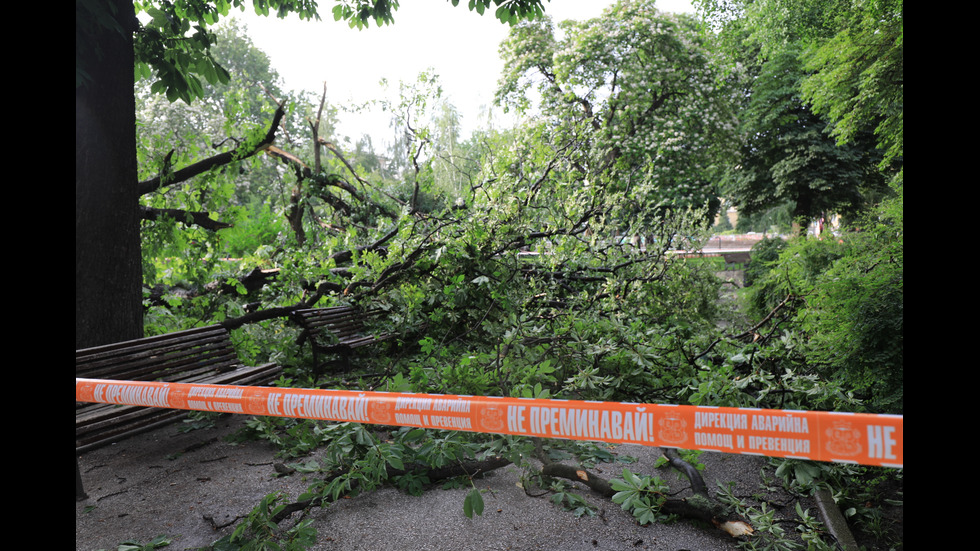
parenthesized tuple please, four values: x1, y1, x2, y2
(76, 326, 281, 452)
(77, 326, 240, 380)
(290, 307, 394, 373)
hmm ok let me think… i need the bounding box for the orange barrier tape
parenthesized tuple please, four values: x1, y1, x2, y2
(76, 378, 903, 468)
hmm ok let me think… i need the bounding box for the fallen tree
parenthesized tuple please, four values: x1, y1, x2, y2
(228, 426, 756, 547)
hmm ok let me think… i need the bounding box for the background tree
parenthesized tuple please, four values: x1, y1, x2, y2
(697, 0, 902, 185)
(725, 44, 887, 231)
(794, 0, 903, 177)
(495, 0, 737, 227)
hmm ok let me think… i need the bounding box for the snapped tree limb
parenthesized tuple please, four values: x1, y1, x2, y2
(137, 105, 287, 196)
(139, 205, 232, 231)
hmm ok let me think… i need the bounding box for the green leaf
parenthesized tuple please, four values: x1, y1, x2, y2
(386, 450, 405, 470)
(150, 79, 167, 95)
(135, 62, 152, 81)
(463, 489, 484, 518)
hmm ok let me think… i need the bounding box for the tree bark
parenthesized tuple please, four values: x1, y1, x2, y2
(76, 0, 143, 348)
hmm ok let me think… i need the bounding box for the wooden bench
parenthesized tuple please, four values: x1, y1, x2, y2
(290, 306, 397, 373)
(75, 325, 282, 453)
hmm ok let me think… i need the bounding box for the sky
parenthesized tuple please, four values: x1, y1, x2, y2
(238, 1, 695, 147)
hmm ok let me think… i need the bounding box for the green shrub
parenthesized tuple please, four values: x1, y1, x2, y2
(745, 236, 843, 319)
(743, 196, 903, 413)
(803, 197, 903, 413)
(744, 236, 788, 287)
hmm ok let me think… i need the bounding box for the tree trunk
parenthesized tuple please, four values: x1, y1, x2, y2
(791, 190, 814, 237)
(75, 0, 143, 348)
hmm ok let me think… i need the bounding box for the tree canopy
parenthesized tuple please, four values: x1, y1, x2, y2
(725, 42, 886, 226)
(496, 0, 737, 222)
(697, 0, 903, 181)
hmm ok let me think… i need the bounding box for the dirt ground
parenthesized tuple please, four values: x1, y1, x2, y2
(76, 413, 818, 551)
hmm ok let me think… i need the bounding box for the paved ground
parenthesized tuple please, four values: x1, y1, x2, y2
(76, 414, 802, 551)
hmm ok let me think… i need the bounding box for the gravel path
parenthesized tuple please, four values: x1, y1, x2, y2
(77, 414, 795, 551)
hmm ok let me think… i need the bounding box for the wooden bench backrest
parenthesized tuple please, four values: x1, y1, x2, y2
(292, 307, 378, 341)
(76, 325, 240, 382)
